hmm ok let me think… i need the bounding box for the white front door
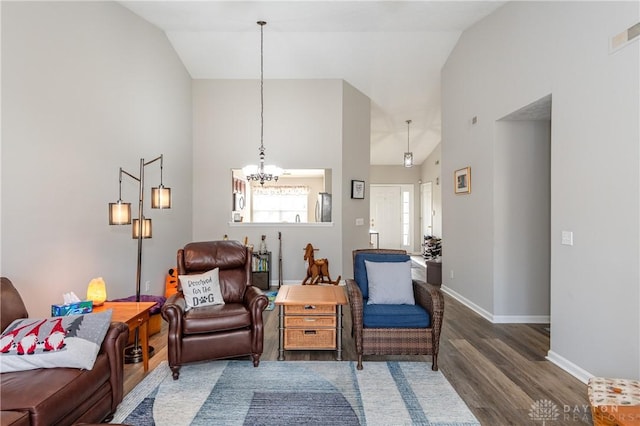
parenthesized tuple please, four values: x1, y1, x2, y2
(370, 185, 414, 251)
(370, 185, 402, 249)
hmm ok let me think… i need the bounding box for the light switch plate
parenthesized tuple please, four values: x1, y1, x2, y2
(355, 218, 364, 226)
(561, 231, 573, 246)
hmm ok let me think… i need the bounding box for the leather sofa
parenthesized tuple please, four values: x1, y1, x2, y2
(0, 277, 129, 426)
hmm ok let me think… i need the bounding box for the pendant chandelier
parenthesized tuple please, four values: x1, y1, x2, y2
(404, 119, 413, 168)
(243, 21, 282, 186)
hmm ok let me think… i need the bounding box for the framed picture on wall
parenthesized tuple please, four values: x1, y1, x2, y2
(454, 167, 471, 194)
(351, 180, 365, 199)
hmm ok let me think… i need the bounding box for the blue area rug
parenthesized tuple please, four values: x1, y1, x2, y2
(111, 361, 480, 426)
(264, 290, 277, 311)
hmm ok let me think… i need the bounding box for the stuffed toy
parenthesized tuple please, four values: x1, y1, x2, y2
(164, 268, 178, 298)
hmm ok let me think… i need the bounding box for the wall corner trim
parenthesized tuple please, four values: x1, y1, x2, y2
(546, 350, 593, 384)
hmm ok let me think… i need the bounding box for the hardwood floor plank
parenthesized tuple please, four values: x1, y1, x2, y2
(488, 338, 585, 403)
(450, 338, 535, 408)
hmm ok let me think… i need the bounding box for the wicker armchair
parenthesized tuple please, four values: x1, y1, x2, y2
(345, 249, 444, 370)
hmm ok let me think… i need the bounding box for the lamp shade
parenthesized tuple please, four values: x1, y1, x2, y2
(404, 119, 413, 168)
(404, 152, 413, 168)
(151, 185, 171, 209)
(242, 165, 259, 177)
(109, 201, 131, 225)
(87, 277, 107, 306)
(132, 218, 152, 239)
(264, 165, 283, 177)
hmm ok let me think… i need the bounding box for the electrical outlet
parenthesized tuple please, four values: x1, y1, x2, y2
(450, 270, 454, 279)
(145, 281, 150, 291)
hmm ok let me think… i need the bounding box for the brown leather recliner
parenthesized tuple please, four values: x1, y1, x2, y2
(0, 277, 129, 425)
(161, 240, 269, 380)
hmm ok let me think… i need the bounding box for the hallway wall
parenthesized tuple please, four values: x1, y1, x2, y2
(442, 1, 639, 380)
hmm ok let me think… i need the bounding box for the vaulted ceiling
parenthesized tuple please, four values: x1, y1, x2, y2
(119, 1, 506, 165)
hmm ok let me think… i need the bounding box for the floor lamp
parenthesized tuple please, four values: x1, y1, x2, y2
(108, 154, 171, 363)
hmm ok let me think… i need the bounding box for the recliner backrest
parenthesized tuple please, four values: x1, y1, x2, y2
(1, 277, 29, 331)
(178, 241, 251, 304)
(352, 249, 409, 299)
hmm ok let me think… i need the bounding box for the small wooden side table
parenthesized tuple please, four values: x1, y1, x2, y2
(93, 301, 156, 372)
(426, 259, 442, 286)
(275, 285, 348, 361)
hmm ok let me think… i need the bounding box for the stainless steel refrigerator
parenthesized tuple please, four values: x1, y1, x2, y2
(315, 192, 332, 222)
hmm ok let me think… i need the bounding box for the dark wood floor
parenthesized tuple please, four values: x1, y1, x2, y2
(125, 266, 590, 425)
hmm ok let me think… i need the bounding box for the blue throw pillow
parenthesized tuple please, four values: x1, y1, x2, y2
(354, 253, 410, 299)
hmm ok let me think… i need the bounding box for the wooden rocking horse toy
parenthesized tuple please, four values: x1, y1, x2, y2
(302, 243, 341, 285)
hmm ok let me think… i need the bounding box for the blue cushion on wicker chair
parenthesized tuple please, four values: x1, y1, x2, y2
(354, 253, 410, 299)
(363, 303, 430, 328)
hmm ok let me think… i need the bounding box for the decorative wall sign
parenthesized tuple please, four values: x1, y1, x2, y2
(454, 167, 471, 194)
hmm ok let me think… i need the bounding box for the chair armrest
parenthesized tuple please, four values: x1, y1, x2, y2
(244, 286, 269, 318)
(413, 280, 444, 349)
(162, 292, 187, 323)
(161, 292, 187, 364)
(101, 321, 129, 410)
(346, 279, 364, 353)
(244, 286, 268, 353)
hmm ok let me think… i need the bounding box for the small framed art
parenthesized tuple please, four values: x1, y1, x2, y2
(351, 180, 365, 199)
(454, 167, 471, 194)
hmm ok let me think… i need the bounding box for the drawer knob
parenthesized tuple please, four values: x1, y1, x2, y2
(304, 305, 316, 310)
(304, 330, 317, 335)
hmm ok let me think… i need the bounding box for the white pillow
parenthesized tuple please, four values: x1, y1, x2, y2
(179, 268, 225, 311)
(364, 260, 415, 305)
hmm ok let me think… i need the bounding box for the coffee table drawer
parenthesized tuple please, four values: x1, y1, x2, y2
(285, 316, 337, 328)
(285, 304, 335, 315)
(285, 328, 336, 350)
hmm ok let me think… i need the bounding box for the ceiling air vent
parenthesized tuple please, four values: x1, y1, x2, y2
(611, 22, 640, 52)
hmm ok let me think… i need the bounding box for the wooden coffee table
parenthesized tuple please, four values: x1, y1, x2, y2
(275, 285, 348, 361)
(93, 301, 156, 372)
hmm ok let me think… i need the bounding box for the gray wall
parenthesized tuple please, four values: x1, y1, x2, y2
(192, 79, 370, 282)
(1, 2, 193, 316)
(494, 120, 550, 321)
(442, 1, 639, 380)
(341, 81, 372, 275)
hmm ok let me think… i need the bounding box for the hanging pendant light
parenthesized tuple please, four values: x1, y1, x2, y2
(404, 119, 413, 168)
(243, 21, 282, 186)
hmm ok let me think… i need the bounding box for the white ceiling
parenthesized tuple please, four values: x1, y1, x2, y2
(119, 1, 507, 165)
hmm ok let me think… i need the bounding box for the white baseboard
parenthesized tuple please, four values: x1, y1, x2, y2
(546, 350, 593, 384)
(492, 314, 550, 324)
(441, 286, 494, 322)
(441, 286, 549, 323)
